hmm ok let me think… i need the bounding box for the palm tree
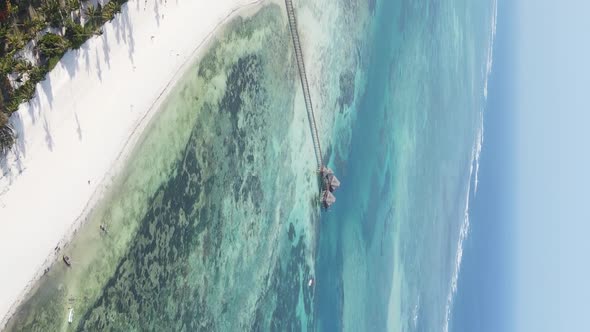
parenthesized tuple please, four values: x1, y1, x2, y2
(0, 58, 14, 76)
(5, 28, 25, 53)
(65, 19, 92, 48)
(84, 4, 100, 29)
(42, 0, 65, 28)
(0, 111, 14, 154)
(38, 33, 69, 59)
(0, 110, 7, 127)
(66, 0, 80, 13)
(102, 1, 120, 21)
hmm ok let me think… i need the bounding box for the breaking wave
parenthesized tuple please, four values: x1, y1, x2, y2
(483, 0, 498, 100)
(442, 114, 483, 331)
(473, 115, 484, 195)
(442, 141, 474, 332)
(442, 2, 496, 330)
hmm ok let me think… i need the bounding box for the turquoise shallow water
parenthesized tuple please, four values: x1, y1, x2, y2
(7, 6, 320, 331)
(5, 0, 496, 331)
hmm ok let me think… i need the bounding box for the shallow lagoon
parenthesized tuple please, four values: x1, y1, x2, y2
(7, 5, 321, 331)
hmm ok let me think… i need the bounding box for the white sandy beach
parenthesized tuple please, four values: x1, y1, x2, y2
(0, 0, 265, 327)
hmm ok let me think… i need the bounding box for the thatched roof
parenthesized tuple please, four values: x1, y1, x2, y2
(322, 190, 336, 207)
(329, 175, 340, 191)
(320, 166, 334, 176)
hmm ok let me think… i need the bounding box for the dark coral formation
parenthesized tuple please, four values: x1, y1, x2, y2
(76, 6, 315, 331)
(338, 69, 356, 111)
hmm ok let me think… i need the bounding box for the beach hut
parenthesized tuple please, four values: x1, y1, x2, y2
(320, 166, 340, 192)
(328, 174, 340, 192)
(320, 166, 334, 177)
(321, 190, 336, 208)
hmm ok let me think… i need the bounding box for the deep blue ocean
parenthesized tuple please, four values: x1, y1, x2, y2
(316, 0, 497, 330)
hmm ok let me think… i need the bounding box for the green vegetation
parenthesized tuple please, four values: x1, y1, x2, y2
(0, 0, 128, 155)
(84, 4, 102, 30)
(42, 0, 67, 28)
(102, 1, 123, 21)
(38, 32, 67, 58)
(65, 21, 90, 49)
(0, 110, 13, 153)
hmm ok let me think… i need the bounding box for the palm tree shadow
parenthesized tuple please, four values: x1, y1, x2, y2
(62, 48, 81, 78)
(82, 43, 92, 73)
(39, 74, 54, 108)
(122, 3, 136, 64)
(95, 48, 103, 81)
(11, 112, 26, 158)
(1, 113, 27, 181)
(43, 117, 54, 151)
(75, 113, 83, 140)
(101, 27, 112, 69)
(27, 87, 42, 125)
(153, 0, 161, 26)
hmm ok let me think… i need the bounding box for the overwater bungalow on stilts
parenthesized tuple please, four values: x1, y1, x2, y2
(320, 166, 340, 208)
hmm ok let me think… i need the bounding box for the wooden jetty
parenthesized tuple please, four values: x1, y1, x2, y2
(284, 0, 340, 208)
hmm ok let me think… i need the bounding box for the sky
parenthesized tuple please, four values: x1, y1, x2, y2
(513, 0, 590, 331)
(453, 1, 590, 331)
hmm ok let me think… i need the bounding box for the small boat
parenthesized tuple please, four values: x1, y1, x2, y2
(68, 308, 74, 323)
(308, 278, 314, 287)
(63, 255, 72, 267)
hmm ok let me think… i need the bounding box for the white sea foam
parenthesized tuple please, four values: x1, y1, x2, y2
(476, 0, 496, 196)
(476, 0, 496, 195)
(441, 3, 497, 330)
(412, 295, 421, 328)
(443, 43, 493, 332)
(483, 0, 498, 100)
(442, 144, 474, 332)
(473, 115, 484, 195)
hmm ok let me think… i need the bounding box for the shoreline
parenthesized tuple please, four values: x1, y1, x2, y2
(0, 0, 267, 328)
